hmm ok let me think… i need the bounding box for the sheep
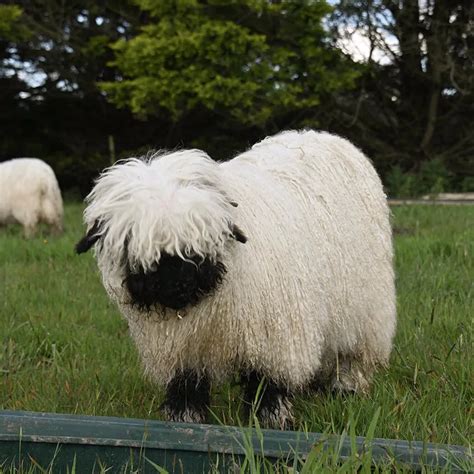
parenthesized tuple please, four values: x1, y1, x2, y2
(0, 158, 63, 237)
(76, 130, 396, 429)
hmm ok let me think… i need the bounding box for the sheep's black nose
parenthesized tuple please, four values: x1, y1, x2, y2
(125, 254, 199, 310)
(124, 253, 227, 312)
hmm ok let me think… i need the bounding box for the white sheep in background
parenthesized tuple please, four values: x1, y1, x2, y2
(0, 158, 63, 237)
(76, 130, 396, 429)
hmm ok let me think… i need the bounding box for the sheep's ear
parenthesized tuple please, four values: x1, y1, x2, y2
(75, 220, 103, 254)
(232, 224, 247, 244)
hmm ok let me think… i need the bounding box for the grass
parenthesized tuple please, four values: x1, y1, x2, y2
(0, 203, 473, 472)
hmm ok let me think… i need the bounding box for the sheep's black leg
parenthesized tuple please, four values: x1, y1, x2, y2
(161, 370, 210, 423)
(241, 371, 294, 429)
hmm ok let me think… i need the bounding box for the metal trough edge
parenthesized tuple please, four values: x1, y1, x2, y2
(0, 410, 471, 472)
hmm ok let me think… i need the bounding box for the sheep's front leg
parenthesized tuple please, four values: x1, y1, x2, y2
(161, 370, 210, 423)
(241, 371, 294, 430)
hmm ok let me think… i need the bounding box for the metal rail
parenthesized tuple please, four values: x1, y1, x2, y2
(388, 199, 474, 205)
(0, 410, 471, 472)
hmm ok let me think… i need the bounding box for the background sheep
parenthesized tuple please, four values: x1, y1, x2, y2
(0, 158, 64, 237)
(76, 130, 396, 429)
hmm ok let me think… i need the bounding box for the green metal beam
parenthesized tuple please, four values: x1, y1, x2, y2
(0, 410, 471, 472)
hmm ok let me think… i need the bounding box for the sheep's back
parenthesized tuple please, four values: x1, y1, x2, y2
(0, 158, 56, 198)
(216, 130, 395, 380)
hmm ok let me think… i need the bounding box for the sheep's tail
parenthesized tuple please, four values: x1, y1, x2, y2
(40, 170, 64, 234)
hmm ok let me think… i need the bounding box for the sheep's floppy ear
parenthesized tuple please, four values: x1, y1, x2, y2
(75, 220, 103, 254)
(228, 201, 246, 242)
(232, 224, 247, 244)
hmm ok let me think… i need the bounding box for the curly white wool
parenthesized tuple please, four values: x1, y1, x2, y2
(0, 158, 63, 236)
(87, 130, 396, 390)
(85, 150, 234, 272)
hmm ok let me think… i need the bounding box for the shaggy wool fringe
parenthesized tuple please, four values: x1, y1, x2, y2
(0, 158, 63, 236)
(86, 130, 397, 390)
(85, 151, 234, 272)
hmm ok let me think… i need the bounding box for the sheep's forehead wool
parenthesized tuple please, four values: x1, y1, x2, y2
(84, 150, 234, 269)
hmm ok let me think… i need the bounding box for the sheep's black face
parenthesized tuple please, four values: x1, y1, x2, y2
(124, 253, 226, 311)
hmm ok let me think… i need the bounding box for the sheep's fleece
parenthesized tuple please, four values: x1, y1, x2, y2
(0, 158, 63, 236)
(81, 130, 396, 418)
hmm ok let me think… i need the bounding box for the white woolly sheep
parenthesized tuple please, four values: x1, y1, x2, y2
(76, 130, 396, 428)
(0, 158, 63, 237)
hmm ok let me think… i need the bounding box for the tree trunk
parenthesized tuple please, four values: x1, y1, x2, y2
(420, 0, 450, 155)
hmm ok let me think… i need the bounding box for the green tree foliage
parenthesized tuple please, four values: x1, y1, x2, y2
(0, 5, 32, 169)
(0, 0, 151, 194)
(0, 0, 471, 196)
(101, 0, 359, 148)
(2, 0, 139, 98)
(0, 5, 27, 40)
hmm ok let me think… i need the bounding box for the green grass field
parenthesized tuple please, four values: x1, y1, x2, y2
(0, 204, 472, 467)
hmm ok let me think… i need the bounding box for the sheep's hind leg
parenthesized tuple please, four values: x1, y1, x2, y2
(17, 215, 38, 238)
(161, 370, 210, 423)
(331, 354, 372, 395)
(241, 371, 294, 430)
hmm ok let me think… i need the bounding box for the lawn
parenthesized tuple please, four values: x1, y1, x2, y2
(0, 204, 472, 462)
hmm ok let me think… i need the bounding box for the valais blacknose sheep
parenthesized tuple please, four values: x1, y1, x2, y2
(0, 158, 63, 236)
(76, 130, 396, 428)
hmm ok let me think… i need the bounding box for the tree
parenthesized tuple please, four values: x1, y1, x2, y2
(101, 0, 359, 156)
(2, 0, 470, 195)
(0, 0, 151, 193)
(328, 0, 473, 188)
(0, 5, 31, 157)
